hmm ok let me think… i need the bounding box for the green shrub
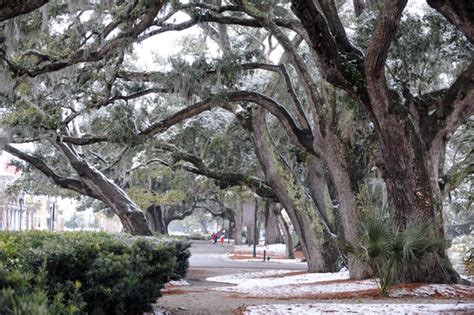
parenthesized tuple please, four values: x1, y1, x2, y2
(0, 231, 190, 314)
(0, 263, 83, 315)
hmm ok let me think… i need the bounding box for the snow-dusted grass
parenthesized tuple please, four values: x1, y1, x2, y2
(206, 269, 474, 299)
(390, 284, 474, 298)
(206, 269, 354, 296)
(229, 257, 307, 264)
(206, 269, 294, 284)
(245, 302, 474, 314)
(167, 279, 191, 286)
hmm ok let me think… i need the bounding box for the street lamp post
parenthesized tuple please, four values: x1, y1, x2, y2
(253, 197, 258, 258)
(50, 199, 56, 231)
(18, 191, 25, 230)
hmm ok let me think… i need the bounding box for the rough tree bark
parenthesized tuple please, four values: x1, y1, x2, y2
(53, 142, 152, 235)
(264, 200, 284, 244)
(145, 204, 166, 234)
(0, 0, 49, 22)
(306, 156, 337, 233)
(198, 215, 209, 235)
(233, 203, 244, 245)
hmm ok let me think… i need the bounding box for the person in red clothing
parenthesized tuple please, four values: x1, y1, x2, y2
(210, 232, 218, 243)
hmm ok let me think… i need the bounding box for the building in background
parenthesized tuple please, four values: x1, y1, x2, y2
(0, 150, 64, 231)
(0, 150, 23, 230)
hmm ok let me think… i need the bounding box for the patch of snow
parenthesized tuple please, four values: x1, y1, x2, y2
(238, 279, 377, 297)
(206, 269, 292, 283)
(245, 302, 474, 315)
(390, 284, 474, 298)
(167, 280, 191, 286)
(206, 270, 354, 296)
(236, 258, 306, 264)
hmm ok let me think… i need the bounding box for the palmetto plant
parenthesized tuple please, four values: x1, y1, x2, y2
(348, 207, 444, 294)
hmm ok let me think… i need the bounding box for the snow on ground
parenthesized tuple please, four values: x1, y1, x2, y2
(206, 269, 474, 299)
(167, 280, 191, 286)
(206, 269, 294, 284)
(206, 269, 354, 296)
(390, 284, 474, 298)
(229, 257, 307, 264)
(244, 302, 474, 315)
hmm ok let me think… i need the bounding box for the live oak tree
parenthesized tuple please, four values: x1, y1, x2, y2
(288, 0, 472, 283)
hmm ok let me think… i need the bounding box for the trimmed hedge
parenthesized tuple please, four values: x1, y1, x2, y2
(0, 231, 190, 315)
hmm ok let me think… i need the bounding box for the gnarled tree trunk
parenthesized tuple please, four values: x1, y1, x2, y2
(145, 204, 166, 234)
(264, 200, 283, 244)
(55, 142, 152, 235)
(233, 203, 244, 245)
(376, 115, 461, 283)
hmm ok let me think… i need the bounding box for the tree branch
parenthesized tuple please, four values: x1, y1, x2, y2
(61, 135, 109, 145)
(102, 146, 130, 172)
(441, 155, 473, 196)
(3, 144, 100, 199)
(141, 97, 217, 136)
(154, 142, 276, 199)
(427, 0, 474, 44)
(117, 62, 280, 82)
(137, 13, 303, 43)
(0, 0, 48, 22)
(5, 1, 165, 77)
(235, 0, 322, 117)
(365, 0, 408, 79)
(425, 60, 474, 144)
(290, 0, 363, 96)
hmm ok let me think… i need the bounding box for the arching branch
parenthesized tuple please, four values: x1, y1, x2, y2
(3, 144, 100, 199)
(138, 13, 303, 43)
(154, 142, 276, 199)
(3, 1, 165, 77)
(427, 0, 474, 44)
(290, 0, 363, 96)
(365, 0, 408, 80)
